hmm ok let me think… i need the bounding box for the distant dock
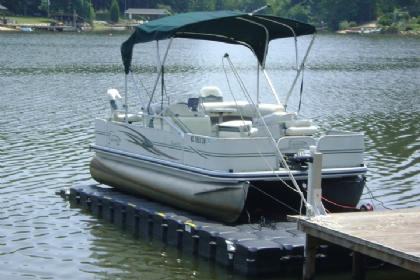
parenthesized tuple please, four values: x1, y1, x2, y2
(289, 208, 420, 279)
(1, 23, 139, 32)
(1, 23, 79, 32)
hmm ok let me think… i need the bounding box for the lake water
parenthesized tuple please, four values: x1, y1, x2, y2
(1, 29, 419, 279)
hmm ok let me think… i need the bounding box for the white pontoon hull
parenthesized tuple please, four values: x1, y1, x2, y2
(90, 117, 366, 222)
(90, 153, 249, 223)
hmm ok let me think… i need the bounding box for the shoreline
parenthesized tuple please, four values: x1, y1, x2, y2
(0, 26, 17, 31)
(3, 24, 418, 35)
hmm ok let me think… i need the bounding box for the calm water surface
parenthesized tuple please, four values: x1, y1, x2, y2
(1, 30, 419, 279)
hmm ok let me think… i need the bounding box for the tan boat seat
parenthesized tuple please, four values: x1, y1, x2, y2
(284, 120, 317, 136)
(163, 103, 211, 136)
(218, 120, 258, 138)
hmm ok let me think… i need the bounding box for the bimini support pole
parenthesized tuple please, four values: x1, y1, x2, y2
(124, 73, 128, 124)
(261, 68, 281, 105)
(284, 33, 316, 108)
(147, 38, 173, 114)
(306, 146, 327, 217)
(129, 70, 146, 110)
(257, 61, 260, 106)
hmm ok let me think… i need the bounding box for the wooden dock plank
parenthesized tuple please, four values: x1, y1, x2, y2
(289, 208, 420, 278)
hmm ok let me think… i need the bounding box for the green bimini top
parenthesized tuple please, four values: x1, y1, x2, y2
(121, 11, 316, 74)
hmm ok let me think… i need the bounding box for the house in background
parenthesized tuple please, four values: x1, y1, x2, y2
(124, 8, 171, 22)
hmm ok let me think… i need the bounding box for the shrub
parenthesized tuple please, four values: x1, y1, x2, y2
(379, 14, 393, 26)
(349, 21, 357, 27)
(95, 12, 110, 21)
(338, 20, 349, 30)
(410, 23, 420, 30)
(396, 13, 409, 21)
(384, 26, 398, 34)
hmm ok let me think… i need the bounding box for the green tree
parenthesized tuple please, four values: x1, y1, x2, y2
(214, 0, 239, 11)
(157, 4, 173, 14)
(190, 0, 215, 11)
(110, 0, 120, 23)
(83, 0, 95, 25)
(38, 0, 48, 14)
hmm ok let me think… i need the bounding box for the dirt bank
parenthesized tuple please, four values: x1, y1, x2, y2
(0, 26, 17, 31)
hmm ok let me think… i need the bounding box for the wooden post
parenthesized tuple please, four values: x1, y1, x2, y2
(352, 251, 366, 280)
(303, 234, 318, 280)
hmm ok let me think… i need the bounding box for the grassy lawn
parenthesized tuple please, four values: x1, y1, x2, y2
(4, 15, 109, 28)
(5, 16, 56, 25)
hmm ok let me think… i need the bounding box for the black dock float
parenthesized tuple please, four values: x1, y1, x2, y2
(182, 220, 218, 254)
(60, 184, 349, 277)
(234, 238, 284, 276)
(138, 204, 178, 235)
(167, 215, 203, 247)
(198, 225, 240, 260)
(215, 231, 259, 268)
(152, 210, 190, 241)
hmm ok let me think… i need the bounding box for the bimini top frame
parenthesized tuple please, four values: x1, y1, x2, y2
(121, 11, 316, 74)
(120, 11, 317, 113)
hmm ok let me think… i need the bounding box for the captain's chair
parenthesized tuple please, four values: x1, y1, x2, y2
(106, 89, 142, 123)
(187, 98, 199, 111)
(107, 89, 124, 113)
(199, 86, 223, 103)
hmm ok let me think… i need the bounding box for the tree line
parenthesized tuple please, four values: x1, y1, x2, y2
(5, 0, 420, 30)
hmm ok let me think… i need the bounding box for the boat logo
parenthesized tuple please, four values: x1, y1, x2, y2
(121, 126, 178, 160)
(288, 140, 308, 149)
(171, 141, 181, 147)
(108, 132, 121, 145)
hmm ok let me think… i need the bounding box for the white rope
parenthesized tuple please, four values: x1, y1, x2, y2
(222, 55, 310, 214)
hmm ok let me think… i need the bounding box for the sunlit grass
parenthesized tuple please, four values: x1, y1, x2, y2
(6, 16, 56, 25)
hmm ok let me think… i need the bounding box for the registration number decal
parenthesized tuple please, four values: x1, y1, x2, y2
(191, 136, 209, 144)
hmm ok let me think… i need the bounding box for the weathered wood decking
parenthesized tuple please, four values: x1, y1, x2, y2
(289, 208, 420, 279)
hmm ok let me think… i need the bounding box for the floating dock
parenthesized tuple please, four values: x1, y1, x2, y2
(289, 208, 420, 279)
(59, 184, 359, 276)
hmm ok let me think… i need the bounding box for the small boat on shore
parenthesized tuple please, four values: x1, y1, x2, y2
(89, 10, 367, 223)
(346, 27, 382, 34)
(21, 27, 33, 32)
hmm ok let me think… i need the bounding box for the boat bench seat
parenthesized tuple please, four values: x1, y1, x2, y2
(283, 120, 317, 136)
(202, 101, 285, 119)
(112, 112, 143, 123)
(218, 120, 258, 138)
(254, 112, 294, 126)
(163, 103, 212, 136)
(164, 103, 206, 117)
